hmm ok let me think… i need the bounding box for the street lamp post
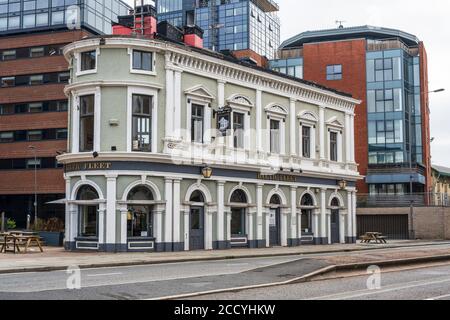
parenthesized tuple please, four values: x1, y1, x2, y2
(28, 146, 38, 226)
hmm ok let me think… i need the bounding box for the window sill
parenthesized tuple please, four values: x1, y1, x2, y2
(130, 69, 157, 76)
(76, 69, 97, 77)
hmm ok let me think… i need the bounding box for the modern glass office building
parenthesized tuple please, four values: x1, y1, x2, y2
(157, 0, 280, 59)
(0, 0, 130, 35)
(275, 26, 432, 196)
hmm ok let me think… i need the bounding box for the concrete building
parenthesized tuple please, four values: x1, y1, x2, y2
(58, 33, 361, 252)
(0, 0, 130, 227)
(157, 0, 280, 60)
(271, 26, 432, 198)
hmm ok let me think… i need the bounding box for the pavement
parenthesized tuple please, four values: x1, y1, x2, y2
(1, 240, 450, 274)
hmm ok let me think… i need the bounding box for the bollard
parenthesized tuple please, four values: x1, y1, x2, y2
(1, 212, 5, 232)
(26, 214, 31, 231)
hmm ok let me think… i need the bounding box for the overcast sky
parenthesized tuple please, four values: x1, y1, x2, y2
(128, 0, 449, 166)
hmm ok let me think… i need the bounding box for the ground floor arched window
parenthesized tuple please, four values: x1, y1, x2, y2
(127, 186, 154, 238)
(77, 185, 99, 237)
(300, 193, 314, 234)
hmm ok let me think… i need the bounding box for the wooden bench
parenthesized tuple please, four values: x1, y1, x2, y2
(0, 234, 44, 254)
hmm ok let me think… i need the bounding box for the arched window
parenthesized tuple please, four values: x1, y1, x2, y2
(77, 185, 99, 238)
(190, 190, 205, 203)
(76, 185, 98, 200)
(300, 194, 314, 234)
(270, 194, 281, 205)
(127, 185, 154, 201)
(331, 197, 340, 207)
(127, 185, 154, 238)
(301, 194, 314, 207)
(230, 189, 247, 203)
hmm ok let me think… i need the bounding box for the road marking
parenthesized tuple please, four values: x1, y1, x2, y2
(425, 293, 450, 300)
(308, 276, 450, 300)
(86, 272, 123, 277)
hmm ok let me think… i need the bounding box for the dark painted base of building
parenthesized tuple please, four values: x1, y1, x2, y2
(248, 240, 266, 248)
(345, 236, 357, 244)
(313, 237, 329, 245)
(65, 236, 357, 252)
(213, 241, 232, 250)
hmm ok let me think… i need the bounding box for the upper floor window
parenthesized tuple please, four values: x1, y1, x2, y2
(80, 50, 96, 72)
(330, 131, 338, 162)
(79, 95, 95, 152)
(302, 126, 311, 158)
(132, 50, 153, 72)
(1, 77, 14, 87)
(326, 65, 342, 80)
(132, 94, 152, 152)
(270, 119, 280, 154)
(233, 112, 245, 149)
(29, 75, 43, 85)
(191, 104, 204, 143)
(29, 103, 43, 113)
(0, 132, 14, 143)
(1, 50, 16, 60)
(30, 47, 45, 58)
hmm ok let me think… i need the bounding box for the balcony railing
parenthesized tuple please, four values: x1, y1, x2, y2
(367, 163, 426, 177)
(357, 193, 450, 208)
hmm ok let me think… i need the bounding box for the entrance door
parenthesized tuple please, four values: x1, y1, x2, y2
(269, 208, 281, 246)
(331, 209, 340, 244)
(189, 206, 204, 250)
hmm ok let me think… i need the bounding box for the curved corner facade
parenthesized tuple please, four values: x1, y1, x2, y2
(59, 36, 361, 252)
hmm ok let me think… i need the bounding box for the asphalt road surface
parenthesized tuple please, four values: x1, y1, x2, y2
(1, 244, 450, 300)
(192, 263, 450, 300)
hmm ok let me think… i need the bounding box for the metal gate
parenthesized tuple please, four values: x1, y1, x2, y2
(357, 214, 409, 240)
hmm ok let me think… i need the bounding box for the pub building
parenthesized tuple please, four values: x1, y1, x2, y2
(58, 17, 361, 252)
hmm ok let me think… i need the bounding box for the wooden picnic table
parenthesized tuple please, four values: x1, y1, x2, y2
(360, 232, 388, 244)
(0, 233, 44, 254)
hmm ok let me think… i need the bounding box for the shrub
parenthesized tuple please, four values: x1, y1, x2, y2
(32, 218, 64, 232)
(6, 218, 16, 230)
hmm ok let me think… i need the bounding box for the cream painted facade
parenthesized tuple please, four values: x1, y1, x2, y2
(59, 36, 361, 252)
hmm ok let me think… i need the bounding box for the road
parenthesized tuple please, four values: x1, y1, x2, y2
(0, 243, 450, 300)
(192, 263, 450, 300)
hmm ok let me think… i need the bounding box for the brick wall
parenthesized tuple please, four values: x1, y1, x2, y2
(0, 30, 89, 49)
(0, 169, 65, 195)
(302, 39, 368, 193)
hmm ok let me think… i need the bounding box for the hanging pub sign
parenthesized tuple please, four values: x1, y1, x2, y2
(216, 105, 232, 136)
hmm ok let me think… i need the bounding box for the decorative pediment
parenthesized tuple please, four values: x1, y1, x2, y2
(265, 103, 288, 116)
(326, 116, 344, 128)
(298, 110, 318, 122)
(226, 94, 254, 108)
(184, 85, 215, 101)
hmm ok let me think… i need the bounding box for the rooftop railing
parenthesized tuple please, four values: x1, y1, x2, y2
(367, 38, 419, 56)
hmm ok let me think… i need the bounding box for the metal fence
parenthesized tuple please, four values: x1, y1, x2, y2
(357, 193, 450, 208)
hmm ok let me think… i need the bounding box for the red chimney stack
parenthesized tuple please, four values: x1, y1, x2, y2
(183, 25, 204, 49)
(112, 4, 157, 37)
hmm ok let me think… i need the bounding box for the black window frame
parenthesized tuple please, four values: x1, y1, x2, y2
(132, 50, 153, 72)
(79, 94, 95, 152)
(302, 125, 311, 158)
(330, 131, 338, 162)
(191, 103, 204, 143)
(131, 94, 152, 152)
(80, 50, 96, 72)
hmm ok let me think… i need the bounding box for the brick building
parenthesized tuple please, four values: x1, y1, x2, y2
(0, 0, 130, 227)
(271, 26, 432, 198)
